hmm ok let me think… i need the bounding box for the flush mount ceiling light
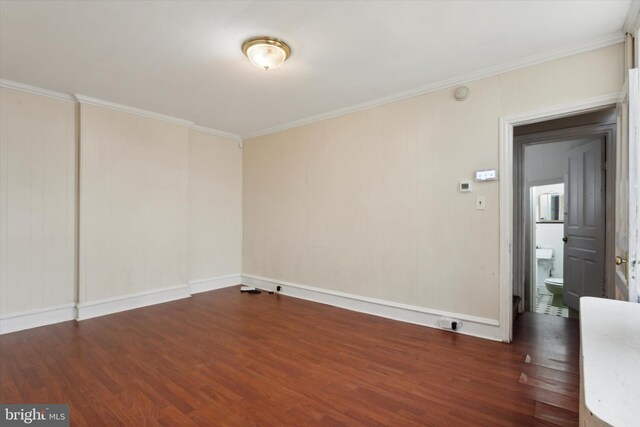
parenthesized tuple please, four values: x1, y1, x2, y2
(241, 36, 291, 71)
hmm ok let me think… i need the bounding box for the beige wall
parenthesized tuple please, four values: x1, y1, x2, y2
(1, 88, 244, 321)
(188, 129, 242, 281)
(243, 44, 624, 321)
(0, 88, 77, 315)
(78, 104, 190, 303)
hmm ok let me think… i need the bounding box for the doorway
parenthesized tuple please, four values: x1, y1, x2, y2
(512, 109, 616, 322)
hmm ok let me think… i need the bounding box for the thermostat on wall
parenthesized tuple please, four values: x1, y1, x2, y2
(459, 181, 472, 192)
(475, 169, 498, 181)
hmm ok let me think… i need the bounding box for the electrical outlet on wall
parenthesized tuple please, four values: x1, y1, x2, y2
(475, 196, 486, 210)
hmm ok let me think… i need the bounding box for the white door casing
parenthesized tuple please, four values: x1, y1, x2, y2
(615, 68, 639, 302)
(499, 92, 620, 342)
(632, 69, 640, 303)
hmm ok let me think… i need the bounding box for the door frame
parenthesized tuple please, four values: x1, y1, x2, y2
(499, 92, 620, 342)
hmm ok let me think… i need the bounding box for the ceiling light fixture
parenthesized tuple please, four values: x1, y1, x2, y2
(241, 36, 291, 71)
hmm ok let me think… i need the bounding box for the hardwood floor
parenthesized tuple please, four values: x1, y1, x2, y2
(0, 286, 580, 426)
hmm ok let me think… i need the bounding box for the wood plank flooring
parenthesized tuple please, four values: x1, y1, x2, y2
(0, 286, 580, 426)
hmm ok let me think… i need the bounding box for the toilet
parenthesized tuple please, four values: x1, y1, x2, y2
(544, 277, 563, 296)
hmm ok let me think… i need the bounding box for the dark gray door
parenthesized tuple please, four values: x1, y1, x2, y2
(563, 138, 605, 310)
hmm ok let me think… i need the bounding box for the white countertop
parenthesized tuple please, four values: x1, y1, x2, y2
(580, 297, 640, 427)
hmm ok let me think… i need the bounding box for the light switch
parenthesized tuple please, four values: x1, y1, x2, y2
(476, 196, 486, 210)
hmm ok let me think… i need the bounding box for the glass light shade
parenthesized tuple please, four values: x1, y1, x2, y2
(246, 44, 286, 70)
(242, 37, 291, 71)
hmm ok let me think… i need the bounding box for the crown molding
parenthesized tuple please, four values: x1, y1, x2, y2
(190, 124, 242, 141)
(241, 31, 625, 140)
(623, 0, 640, 33)
(0, 79, 76, 103)
(74, 94, 194, 127)
(2, 79, 241, 139)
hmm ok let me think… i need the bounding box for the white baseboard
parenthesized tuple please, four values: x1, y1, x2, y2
(0, 303, 77, 335)
(242, 274, 502, 341)
(188, 274, 241, 294)
(1, 274, 499, 341)
(76, 284, 191, 321)
(2, 274, 243, 333)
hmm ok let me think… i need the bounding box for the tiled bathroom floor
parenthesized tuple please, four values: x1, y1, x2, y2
(535, 287, 568, 318)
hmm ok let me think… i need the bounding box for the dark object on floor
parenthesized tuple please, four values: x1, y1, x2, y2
(240, 286, 261, 294)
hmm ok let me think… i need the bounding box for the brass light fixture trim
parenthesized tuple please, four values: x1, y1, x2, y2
(242, 36, 291, 57)
(241, 36, 292, 70)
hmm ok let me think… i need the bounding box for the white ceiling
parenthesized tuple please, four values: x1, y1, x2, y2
(0, 0, 631, 138)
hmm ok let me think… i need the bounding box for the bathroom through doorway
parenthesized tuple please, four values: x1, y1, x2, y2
(531, 183, 567, 317)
